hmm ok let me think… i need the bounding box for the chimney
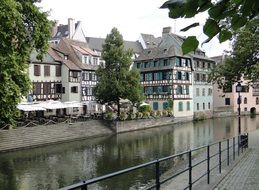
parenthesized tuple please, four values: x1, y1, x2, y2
(68, 18, 75, 39)
(162, 26, 172, 37)
(51, 20, 58, 37)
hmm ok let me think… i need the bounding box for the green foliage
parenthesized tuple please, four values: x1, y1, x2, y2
(168, 99, 174, 109)
(162, 110, 168, 117)
(138, 104, 151, 113)
(161, 0, 258, 54)
(94, 28, 144, 116)
(150, 110, 156, 117)
(209, 18, 259, 87)
(136, 112, 143, 119)
(119, 112, 128, 121)
(104, 112, 115, 121)
(128, 112, 136, 120)
(156, 110, 162, 117)
(0, 0, 51, 126)
(142, 111, 150, 118)
(182, 36, 199, 54)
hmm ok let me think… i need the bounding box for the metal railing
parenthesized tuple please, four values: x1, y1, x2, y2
(60, 134, 249, 190)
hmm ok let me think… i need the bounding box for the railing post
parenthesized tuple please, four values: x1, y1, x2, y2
(155, 160, 160, 190)
(219, 142, 221, 173)
(227, 139, 229, 166)
(233, 137, 235, 161)
(189, 150, 192, 190)
(238, 135, 240, 156)
(207, 145, 210, 184)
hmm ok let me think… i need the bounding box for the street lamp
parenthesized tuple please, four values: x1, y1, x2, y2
(236, 82, 242, 136)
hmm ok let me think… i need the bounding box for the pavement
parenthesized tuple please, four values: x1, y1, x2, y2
(162, 129, 259, 190)
(214, 130, 259, 190)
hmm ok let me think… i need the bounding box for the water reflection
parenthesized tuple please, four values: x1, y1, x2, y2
(0, 116, 258, 190)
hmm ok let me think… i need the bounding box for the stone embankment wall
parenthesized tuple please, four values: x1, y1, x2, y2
(111, 116, 193, 133)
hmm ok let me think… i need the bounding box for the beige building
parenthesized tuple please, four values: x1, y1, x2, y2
(212, 55, 259, 115)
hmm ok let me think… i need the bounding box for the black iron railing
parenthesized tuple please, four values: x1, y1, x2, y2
(60, 134, 249, 190)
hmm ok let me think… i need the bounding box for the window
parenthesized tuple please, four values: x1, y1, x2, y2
(186, 86, 189, 95)
(163, 102, 169, 110)
(144, 62, 149, 68)
(164, 59, 169, 66)
(72, 71, 78, 78)
(71, 86, 78, 93)
(93, 57, 98, 65)
(208, 88, 212, 96)
(208, 102, 211, 109)
(44, 65, 50, 76)
(202, 62, 206, 68)
(196, 88, 200, 96)
(225, 98, 230, 105)
(196, 61, 200, 68)
(197, 103, 199, 111)
(43, 83, 51, 94)
(136, 63, 141, 68)
(223, 86, 232, 93)
(55, 84, 62, 93)
(196, 73, 200, 81)
(244, 97, 247, 104)
(202, 74, 206, 81)
(84, 56, 88, 64)
(56, 65, 61, 77)
(153, 102, 158, 110)
(34, 65, 41, 76)
(176, 85, 183, 95)
(244, 107, 247, 111)
(187, 101, 190, 111)
(175, 57, 181, 66)
(145, 73, 153, 81)
(185, 72, 189, 80)
(33, 83, 41, 94)
(203, 103, 205, 110)
(177, 72, 182, 80)
(256, 97, 259, 105)
(140, 74, 144, 81)
(92, 73, 97, 81)
(178, 102, 183, 111)
(202, 88, 205, 96)
(208, 62, 211, 69)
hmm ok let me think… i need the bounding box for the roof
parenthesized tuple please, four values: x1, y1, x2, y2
(86, 37, 143, 53)
(52, 22, 79, 40)
(57, 38, 99, 71)
(140, 33, 161, 48)
(135, 46, 186, 61)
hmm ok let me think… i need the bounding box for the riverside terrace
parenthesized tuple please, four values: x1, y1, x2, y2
(60, 134, 249, 190)
(3, 100, 97, 129)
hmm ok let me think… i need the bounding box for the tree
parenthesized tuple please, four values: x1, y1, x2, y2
(161, 0, 259, 54)
(209, 18, 259, 87)
(94, 28, 144, 117)
(0, 0, 51, 127)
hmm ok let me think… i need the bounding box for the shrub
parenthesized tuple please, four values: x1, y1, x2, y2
(105, 112, 115, 121)
(150, 110, 156, 117)
(162, 110, 168, 117)
(138, 105, 151, 113)
(129, 113, 136, 120)
(143, 111, 150, 118)
(167, 110, 174, 117)
(156, 110, 162, 117)
(136, 112, 143, 119)
(119, 112, 128, 121)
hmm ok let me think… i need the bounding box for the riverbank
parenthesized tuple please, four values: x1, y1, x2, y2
(0, 116, 193, 153)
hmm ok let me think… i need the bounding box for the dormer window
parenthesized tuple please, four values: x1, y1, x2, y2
(147, 50, 151, 54)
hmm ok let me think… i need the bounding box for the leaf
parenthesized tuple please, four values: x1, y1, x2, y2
(203, 19, 220, 39)
(208, 4, 227, 20)
(168, 3, 186, 18)
(198, 0, 213, 12)
(231, 15, 247, 30)
(184, 0, 199, 18)
(180, 22, 199, 32)
(219, 30, 232, 43)
(182, 36, 199, 55)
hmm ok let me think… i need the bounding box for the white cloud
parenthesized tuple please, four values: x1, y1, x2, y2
(38, 0, 231, 57)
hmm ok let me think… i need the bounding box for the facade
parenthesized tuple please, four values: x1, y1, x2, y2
(56, 38, 102, 113)
(134, 27, 194, 118)
(212, 55, 259, 115)
(191, 53, 215, 119)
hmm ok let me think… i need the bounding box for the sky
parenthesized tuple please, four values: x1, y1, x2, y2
(38, 0, 231, 57)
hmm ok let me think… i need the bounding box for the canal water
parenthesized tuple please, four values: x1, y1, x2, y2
(0, 116, 259, 190)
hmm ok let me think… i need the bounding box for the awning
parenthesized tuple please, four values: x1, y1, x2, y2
(17, 104, 46, 111)
(38, 101, 68, 109)
(64, 101, 83, 108)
